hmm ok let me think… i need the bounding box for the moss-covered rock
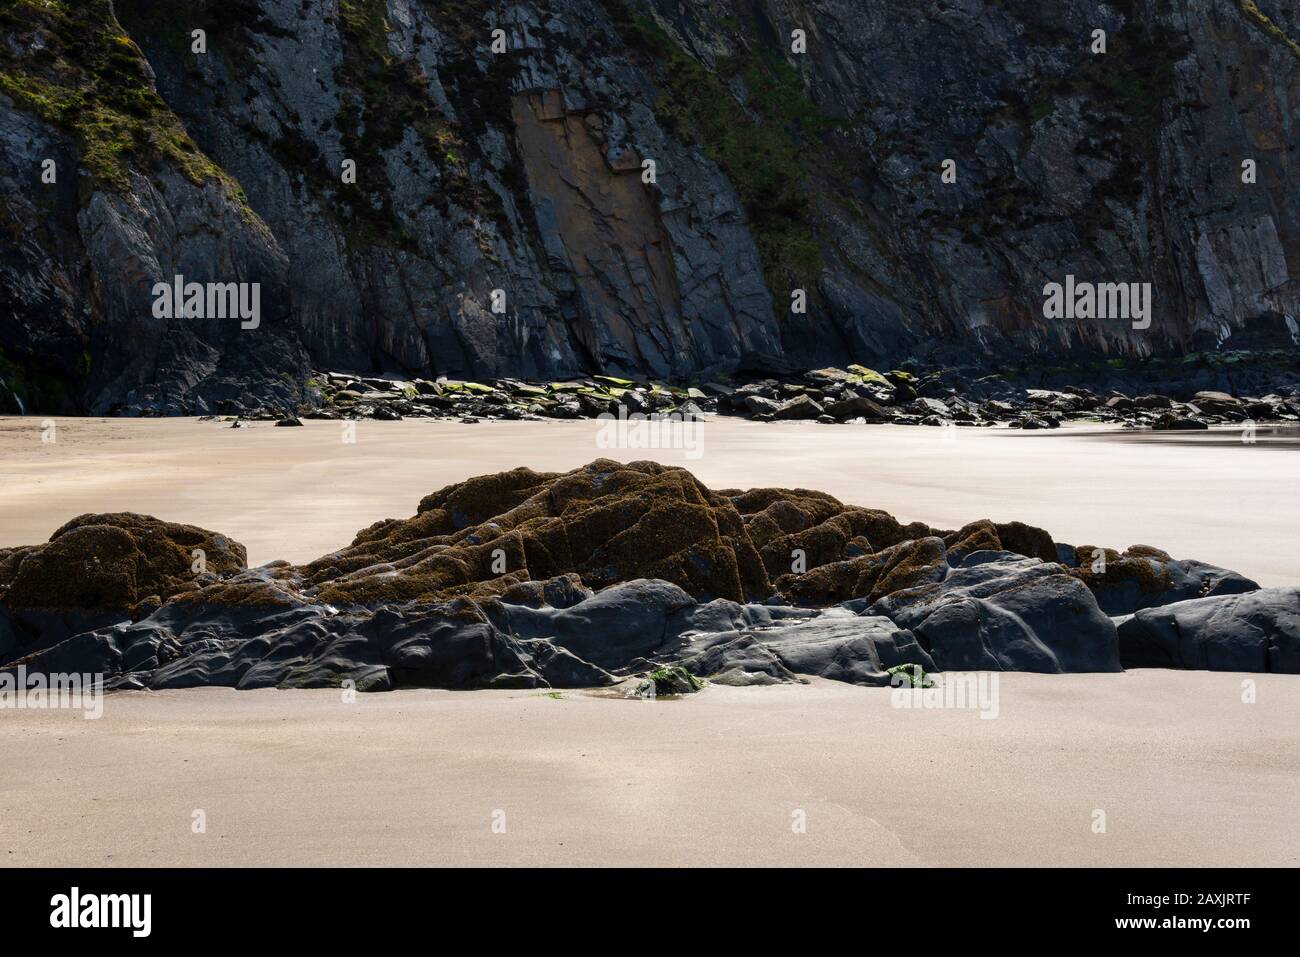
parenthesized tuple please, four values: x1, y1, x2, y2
(775, 537, 949, 606)
(307, 460, 773, 605)
(636, 665, 704, 697)
(2, 513, 246, 613)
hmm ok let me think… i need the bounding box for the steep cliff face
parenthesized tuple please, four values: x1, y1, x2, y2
(0, 0, 309, 414)
(0, 0, 1297, 413)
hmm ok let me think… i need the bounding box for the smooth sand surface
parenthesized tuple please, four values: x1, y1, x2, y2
(1, 416, 1297, 586)
(2, 673, 1296, 867)
(3, 416, 1297, 868)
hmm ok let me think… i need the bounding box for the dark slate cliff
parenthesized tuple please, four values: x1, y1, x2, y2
(1, 0, 1297, 413)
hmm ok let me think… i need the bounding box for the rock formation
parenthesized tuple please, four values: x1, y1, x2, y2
(2, 460, 1294, 690)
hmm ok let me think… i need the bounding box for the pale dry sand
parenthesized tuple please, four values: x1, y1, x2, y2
(1, 672, 1296, 867)
(1, 416, 1297, 585)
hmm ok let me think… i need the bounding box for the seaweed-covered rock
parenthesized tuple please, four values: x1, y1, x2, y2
(942, 520, 1056, 564)
(775, 537, 949, 606)
(2, 514, 246, 612)
(1065, 545, 1259, 616)
(636, 666, 704, 696)
(303, 460, 772, 605)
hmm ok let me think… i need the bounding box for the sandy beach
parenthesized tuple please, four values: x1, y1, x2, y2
(3, 416, 1298, 868)
(1, 416, 1297, 586)
(1, 672, 1296, 867)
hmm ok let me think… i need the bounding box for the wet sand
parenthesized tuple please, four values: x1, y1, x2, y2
(1, 416, 1296, 585)
(1, 673, 1296, 867)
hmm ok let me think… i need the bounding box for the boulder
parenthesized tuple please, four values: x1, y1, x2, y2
(824, 395, 890, 421)
(1, 514, 246, 613)
(1117, 588, 1299, 673)
(773, 394, 824, 420)
(742, 395, 782, 417)
(869, 552, 1122, 673)
(1151, 412, 1208, 431)
(910, 397, 949, 417)
(1191, 391, 1243, 416)
(743, 609, 936, 686)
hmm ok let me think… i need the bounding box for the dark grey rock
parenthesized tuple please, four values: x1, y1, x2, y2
(745, 610, 935, 686)
(824, 395, 890, 421)
(773, 394, 824, 420)
(1151, 412, 1209, 431)
(1117, 588, 1300, 673)
(742, 395, 782, 417)
(870, 553, 1122, 673)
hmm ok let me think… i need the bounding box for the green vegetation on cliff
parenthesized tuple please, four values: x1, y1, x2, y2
(606, 1, 836, 297)
(0, 344, 85, 414)
(1239, 1, 1300, 60)
(0, 0, 243, 197)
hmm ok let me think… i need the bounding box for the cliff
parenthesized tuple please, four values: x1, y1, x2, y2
(1, 0, 1297, 413)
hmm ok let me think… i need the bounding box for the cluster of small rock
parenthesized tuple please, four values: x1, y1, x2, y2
(2, 460, 1295, 693)
(700, 367, 1300, 430)
(291, 371, 710, 424)
(210, 366, 1300, 432)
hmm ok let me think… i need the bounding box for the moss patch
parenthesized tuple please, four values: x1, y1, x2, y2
(886, 663, 933, 688)
(0, 0, 244, 199)
(1239, 1, 1300, 60)
(333, 0, 509, 248)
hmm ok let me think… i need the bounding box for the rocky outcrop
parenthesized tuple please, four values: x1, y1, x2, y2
(0, 513, 247, 662)
(223, 358, 1300, 426)
(3, 0, 1298, 414)
(2, 459, 1291, 689)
